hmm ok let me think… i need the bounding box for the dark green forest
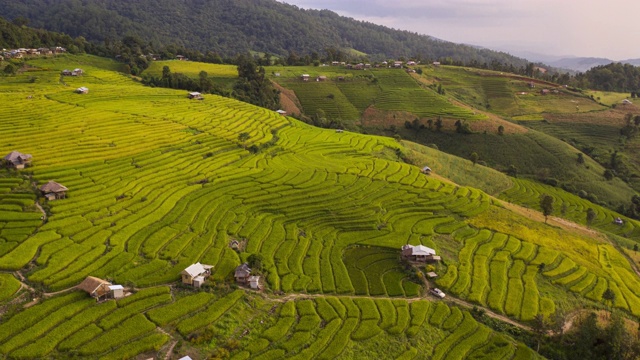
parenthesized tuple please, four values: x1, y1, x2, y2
(0, 0, 530, 66)
(579, 63, 640, 93)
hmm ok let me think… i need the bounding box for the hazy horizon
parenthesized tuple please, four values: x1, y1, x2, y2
(281, 0, 639, 61)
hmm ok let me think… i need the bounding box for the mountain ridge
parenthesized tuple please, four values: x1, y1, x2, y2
(0, 0, 531, 67)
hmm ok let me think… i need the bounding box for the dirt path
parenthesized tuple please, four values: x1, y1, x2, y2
(34, 202, 46, 221)
(445, 296, 532, 332)
(156, 327, 177, 360)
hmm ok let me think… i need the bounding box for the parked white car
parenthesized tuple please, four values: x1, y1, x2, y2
(430, 288, 446, 299)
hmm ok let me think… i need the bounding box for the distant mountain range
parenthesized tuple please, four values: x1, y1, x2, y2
(0, 0, 530, 67)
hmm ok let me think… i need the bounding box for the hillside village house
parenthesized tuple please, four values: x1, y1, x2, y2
(432, 62, 440, 66)
(235, 263, 252, 284)
(188, 92, 203, 100)
(622, 99, 633, 105)
(181, 262, 213, 288)
(393, 61, 403, 68)
(540, 89, 550, 95)
(331, 61, 339, 66)
(402, 244, 441, 262)
(421, 166, 432, 174)
(76, 87, 89, 94)
(78, 276, 124, 301)
(72, 68, 83, 76)
(40, 181, 68, 201)
(301, 74, 310, 81)
(249, 276, 261, 290)
(406, 61, 416, 65)
(316, 75, 327, 81)
(4, 151, 32, 169)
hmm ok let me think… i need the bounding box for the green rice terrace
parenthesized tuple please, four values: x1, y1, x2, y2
(1, 54, 640, 359)
(264, 65, 485, 123)
(420, 66, 606, 119)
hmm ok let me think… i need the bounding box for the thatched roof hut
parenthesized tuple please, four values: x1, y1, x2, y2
(78, 276, 112, 300)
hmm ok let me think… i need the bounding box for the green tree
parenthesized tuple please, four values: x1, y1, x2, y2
(497, 125, 504, 135)
(603, 288, 616, 313)
(470, 152, 479, 165)
(162, 65, 171, 79)
(540, 194, 554, 223)
(577, 153, 585, 164)
(3, 63, 17, 75)
(434, 117, 443, 132)
(247, 253, 263, 270)
(586, 208, 596, 226)
(604, 169, 615, 181)
(238, 132, 250, 149)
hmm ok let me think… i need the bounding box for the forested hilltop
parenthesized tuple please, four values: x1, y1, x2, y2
(0, 0, 529, 65)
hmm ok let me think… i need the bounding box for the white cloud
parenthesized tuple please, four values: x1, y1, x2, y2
(281, 0, 640, 60)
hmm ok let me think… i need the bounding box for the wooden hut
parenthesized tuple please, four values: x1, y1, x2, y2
(40, 181, 68, 201)
(4, 151, 32, 169)
(78, 276, 112, 301)
(181, 262, 213, 288)
(234, 263, 252, 284)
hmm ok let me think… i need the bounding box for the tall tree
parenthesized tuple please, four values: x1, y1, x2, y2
(540, 194, 554, 223)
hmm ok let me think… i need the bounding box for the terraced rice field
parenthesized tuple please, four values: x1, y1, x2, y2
(231, 296, 540, 360)
(0, 54, 639, 358)
(372, 69, 483, 120)
(425, 66, 605, 118)
(501, 178, 640, 240)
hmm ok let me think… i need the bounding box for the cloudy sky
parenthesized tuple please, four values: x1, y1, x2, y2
(280, 0, 638, 61)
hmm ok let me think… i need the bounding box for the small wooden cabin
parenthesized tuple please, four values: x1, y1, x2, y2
(4, 151, 32, 169)
(40, 181, 68, 201)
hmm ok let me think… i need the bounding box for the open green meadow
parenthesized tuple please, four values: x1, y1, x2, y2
(0, 54, 639, 358)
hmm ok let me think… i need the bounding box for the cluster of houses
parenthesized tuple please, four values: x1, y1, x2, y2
(3, 151, 68, 201)
(1, 46, 66, 60)
(179, 262, 260, 290)
(300, 60, 429, 81)
(61, 68, 83, 76)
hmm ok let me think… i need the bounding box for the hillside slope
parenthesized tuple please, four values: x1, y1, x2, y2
(1, 54, 640, 358)
(0, 0, 529, 65)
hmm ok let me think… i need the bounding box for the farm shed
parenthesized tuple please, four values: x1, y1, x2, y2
(181, 262, 213, 288)
(188, 92, 203, 100)
(432, 61, 440, 66)
(402, 244, 437, 262)
(421, 166, 432, 174)
(61, 69, 72, 76)
(75, 87, 89, 94)
(427, 272, 438, 278)
(72, 68, 83, 76)
(4, 151, 32, 169)
(40, 180, 68, 201)
(393, 61, 403, 68)
(301, 74, 310, 81)
(622, 99, 633, 105)
(78, 276, 113, 301)
(540, 89, 550, 95)
(331, 61, 339, 66)
(316, 75, 327, 81)
(179, 357, 193, 360)
(235, 263, 252, 284)
(276, 110, 287, 116)
(108, 285, 125, 299)
(249, 276, 260, 289)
